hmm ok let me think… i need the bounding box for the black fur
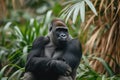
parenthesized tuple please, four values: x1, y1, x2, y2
(24, 37, 82, 80)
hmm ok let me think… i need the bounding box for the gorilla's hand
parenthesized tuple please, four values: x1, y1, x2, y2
(49, 60, 72, 76)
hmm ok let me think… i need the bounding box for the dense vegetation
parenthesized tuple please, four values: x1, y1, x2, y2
(0, 0, 120, 80)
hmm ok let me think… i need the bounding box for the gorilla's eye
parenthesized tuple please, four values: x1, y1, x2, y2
(55, 28, 68, 37)
(56, 28, 68, 32)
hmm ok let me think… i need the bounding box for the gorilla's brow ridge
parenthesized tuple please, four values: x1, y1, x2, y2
(54, 21, 66, 27)
(52, 19, 66, 27)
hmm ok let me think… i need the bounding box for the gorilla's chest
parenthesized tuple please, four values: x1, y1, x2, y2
(44, 46, 64, 59)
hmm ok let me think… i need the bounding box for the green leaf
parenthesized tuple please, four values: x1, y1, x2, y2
(0, 65, 9, 79)
(8, 68, 24, 80)
(101, 75, 106, 80)
(4, 22, 12, 30)
(14, 26, 23, 39)
(82, 55, 89, 66)
(72, 3, 80, 23)
(41, 10, 52, 35)
(93, 57, 114, 76)
(65, 4, 76, 22)
(1, 77, 8, 80)
(60, 4, 71, 14)
(80, 1, 85, 22)
(85, 0, 97, 15)
(45, 10, 52, 24)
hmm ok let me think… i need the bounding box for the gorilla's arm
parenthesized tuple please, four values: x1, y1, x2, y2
(25, 36, 51, 73)
(63, 39, 82, 79)
(67, 39, 82, 69)
(25, 37, 71, 75)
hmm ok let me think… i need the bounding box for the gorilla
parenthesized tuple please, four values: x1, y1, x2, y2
(23, 18, 82, 80)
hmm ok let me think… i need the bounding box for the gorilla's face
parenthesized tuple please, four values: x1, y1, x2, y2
(52, 26, 69, 46)
(55, 27, 68, 42)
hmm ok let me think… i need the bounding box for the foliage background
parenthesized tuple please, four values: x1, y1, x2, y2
(0, 0, 120, 80)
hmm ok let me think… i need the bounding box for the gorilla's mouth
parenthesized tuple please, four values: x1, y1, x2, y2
(57, 36, 67, 42)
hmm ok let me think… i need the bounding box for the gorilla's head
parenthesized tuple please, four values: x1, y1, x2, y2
(49, 19, 69, 47)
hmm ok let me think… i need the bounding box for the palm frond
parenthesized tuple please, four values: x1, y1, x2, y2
(60, 0, 97, 23)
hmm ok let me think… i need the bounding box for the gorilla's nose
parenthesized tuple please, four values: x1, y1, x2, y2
(60, 33, 67, 39)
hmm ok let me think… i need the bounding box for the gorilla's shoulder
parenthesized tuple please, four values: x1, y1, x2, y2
(32, 36, 50, 48)
(68, 38, 82, 48)
(69, 38, 80, 43)
(33, 36, 45, 45)
(67, 38, 82, 55)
